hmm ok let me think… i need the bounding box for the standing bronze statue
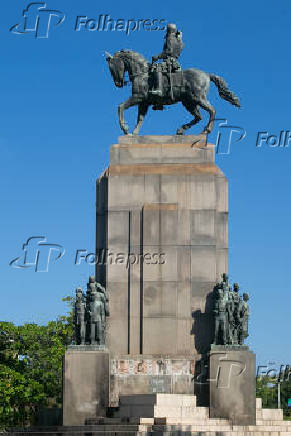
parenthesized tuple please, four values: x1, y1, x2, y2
(231, 283, 241, 344)
(106, 23, 240, 135)
(238, 293, 250, 345)
(74, 288, 86, 345)
(213, 286, 229, 345)
(213, 275, 250, 346)
(88, 290, 105, 345)
(73, 276, 110, 346)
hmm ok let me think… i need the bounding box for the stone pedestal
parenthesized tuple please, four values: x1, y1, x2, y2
(96, 135, 228, 360)
(62, 348, 109, 425)
(209, 345, 256, 425)
(110, 355, 195, 406)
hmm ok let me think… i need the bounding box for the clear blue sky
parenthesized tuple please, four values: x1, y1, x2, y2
(1, 0, 290, 367)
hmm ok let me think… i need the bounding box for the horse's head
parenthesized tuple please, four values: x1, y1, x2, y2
(105, 51, 125, 88)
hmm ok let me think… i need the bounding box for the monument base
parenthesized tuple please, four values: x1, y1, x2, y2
(63, 348, 110, 426)
(209, 345, 256, 425)
(9, 397, 290, 435)
(110, 355, 195, 407)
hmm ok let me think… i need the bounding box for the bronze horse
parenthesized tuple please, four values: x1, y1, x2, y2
(106, 50, 240, 135)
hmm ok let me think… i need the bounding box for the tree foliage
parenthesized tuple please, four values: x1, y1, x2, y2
(0, 298, 73, 428)
(281, 377, 291, 418)
(256, 374, 291, 419)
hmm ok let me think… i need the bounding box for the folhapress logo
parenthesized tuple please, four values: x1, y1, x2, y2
(10, 2, 65, 38)
(10, 236, 65, 272)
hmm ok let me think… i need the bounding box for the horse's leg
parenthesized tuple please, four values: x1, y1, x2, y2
(198, 98, 216, 134)
(176, 101, 202, 135)
(118, 97, 140, 135)
(133, 103, 149, 136)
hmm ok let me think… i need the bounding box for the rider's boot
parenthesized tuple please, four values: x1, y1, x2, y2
(150, 72, 163, 96)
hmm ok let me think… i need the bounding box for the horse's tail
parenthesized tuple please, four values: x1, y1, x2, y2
(210, 74, 241, 108)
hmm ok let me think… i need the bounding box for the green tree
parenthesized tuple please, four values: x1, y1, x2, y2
(0, 364, 45, 427)
(0, 297, 74, 428)
(256, 372, 291, 418)
(281, 376, 291, 418)
(256, 376, 277, 409)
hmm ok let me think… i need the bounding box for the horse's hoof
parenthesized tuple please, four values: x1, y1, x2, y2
(176, 130, 184, 135)
(122, 124, 130, 134)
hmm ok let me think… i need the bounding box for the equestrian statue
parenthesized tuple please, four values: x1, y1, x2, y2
(105, 23, 241, 136)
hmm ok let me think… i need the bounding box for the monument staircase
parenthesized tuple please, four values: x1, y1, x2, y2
(6, 396, 291, 435)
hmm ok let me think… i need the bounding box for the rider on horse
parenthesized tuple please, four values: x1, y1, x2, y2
(150, 23, 184, 96)
(105, 25, 240, 135)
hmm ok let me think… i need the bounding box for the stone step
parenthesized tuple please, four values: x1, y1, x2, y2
(153, 424, 233, 431)
(6, 429, 291, 436)
(120, 401, 209, 420)
(151, 430, 291, 436)
(257, 408, 284, 420)
(151, 423, 291, 432)
(7, 426, 151, 434)
(7, 433, 149, 436)
(87, 417, 155, 425)
(233, 423, 291, 431)
(154, 431, 289, 435)
(129, 418, 155, 425)
(120, 394, 197, 407)
(154, 417, 230, 426)
(244, 425, 291, 432)
(86, 417, 125, 425)
(120, 406, 209, 420)
(256, 420, 291, 426)
(7, 431, 150, 436)
(83, 425, 151, 432)
(89, 416, 232, 427)
(153, 405, 208, 418)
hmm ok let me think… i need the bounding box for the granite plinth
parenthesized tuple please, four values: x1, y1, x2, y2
(209, 345, 256, 425)
(96, 135, 228, 360)
(118, 134, 208, 144)
(63, 349, 110, 426)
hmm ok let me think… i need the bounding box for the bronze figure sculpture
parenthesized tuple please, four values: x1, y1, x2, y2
(73, 276, 110, 346)
(106, 23, 240, 135)
(74, 288, 86, 345)
(150, 23, 184, 98)
(213, 275, 250, 346)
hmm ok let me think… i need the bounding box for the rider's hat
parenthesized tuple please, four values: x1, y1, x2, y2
(167, 23, 177, 33)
